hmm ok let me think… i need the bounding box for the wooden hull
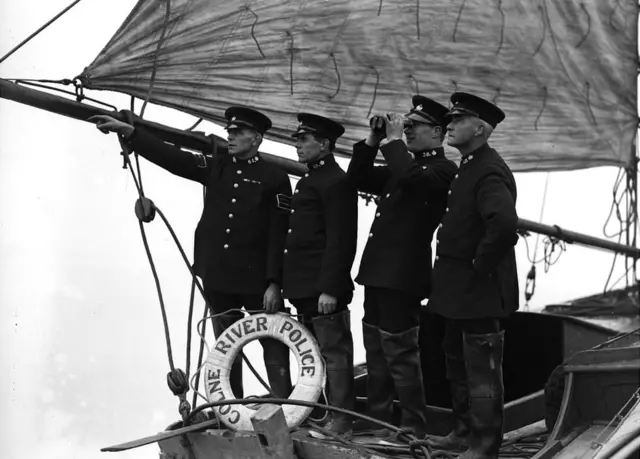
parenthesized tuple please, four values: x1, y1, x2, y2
(153, 310, 638, 458)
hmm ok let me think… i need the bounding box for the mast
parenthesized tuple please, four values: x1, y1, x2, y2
(2, 78, 640, 260)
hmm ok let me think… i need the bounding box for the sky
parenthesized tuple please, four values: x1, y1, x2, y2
(0, 1, 637, 459)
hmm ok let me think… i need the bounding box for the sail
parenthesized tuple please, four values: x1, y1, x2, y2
(79, 0, 638, 172)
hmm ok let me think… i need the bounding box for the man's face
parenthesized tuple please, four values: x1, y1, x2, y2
(446, 115, 480, 148)
(404, 120, 441, 153)
(294, 133, 326, 164)
(227, 127, 258, 156)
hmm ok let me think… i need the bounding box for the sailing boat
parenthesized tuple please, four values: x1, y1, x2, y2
(1, 0, 639, 458)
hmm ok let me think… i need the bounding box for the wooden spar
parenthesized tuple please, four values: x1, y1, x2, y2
(518, 219, 640, 258)
(2, 78, 639, 259)
(0, 78, 305, 176)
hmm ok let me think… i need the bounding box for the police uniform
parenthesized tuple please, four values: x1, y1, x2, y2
(427, 93, 518, 458)
(347, 97, 457, 436)
(126, 106, 293, 399)
(284, 113, 358, 435)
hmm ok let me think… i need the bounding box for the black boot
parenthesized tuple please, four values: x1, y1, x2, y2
(310, 310, 355, 436)
(261, 337, 293, 398)
(427, 352, 470, 450)
(353, 322, 395, 436)
(459, 331, 505, 459)
(212, 311, 245, 399)
(380, 326, 428, 437)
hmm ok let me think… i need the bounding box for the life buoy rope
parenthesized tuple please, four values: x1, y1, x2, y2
(204, 312, 325, 431)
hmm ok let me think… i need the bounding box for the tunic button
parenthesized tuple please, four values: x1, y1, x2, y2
(304, 173, 309, 177)
(446, 207, 449, 212)
(448, 190, 452, 195)
(231, 198, 236, 203)
(228, 213, 234, 218)
(237, 170, 242, 174)
(223, 244, 229, 249)
(375, 212, 380, 217)
(226, 229, 231, 233)
(233, 183, 239, 188)
(454, 174, 459, 179)
(422, 166, 427, 170)
(438, 223, 443, 229)
(295, 189, 299, 194)
(291, 209, 295, 214)
(435, 255, 439, 261)
(284, 249, 288, 254)
(385, 193, 390, 198)
(368, 233, 373, 238)
(436, 239, 439, 244)
(288, 229, 292, 234)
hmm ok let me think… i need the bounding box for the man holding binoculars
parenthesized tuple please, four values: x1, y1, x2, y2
(347, 96, 458, 439)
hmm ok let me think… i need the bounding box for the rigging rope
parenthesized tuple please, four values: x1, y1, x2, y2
(139, 0, 172, 119)
(523, 173, 552, 308)
(603, 166, 638, 293)
(0, 0, 85, 65)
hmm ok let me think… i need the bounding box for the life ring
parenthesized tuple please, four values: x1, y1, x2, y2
(204, 312, 325, 431)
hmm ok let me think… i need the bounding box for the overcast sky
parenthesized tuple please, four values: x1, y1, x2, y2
(0, 1, 637, 459)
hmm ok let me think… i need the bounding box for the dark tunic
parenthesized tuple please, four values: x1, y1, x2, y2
(347, 139, 458, 298)
(283, 154, 358, 300)
(127, 128, 292, 294)
(428, 142, 519, 319)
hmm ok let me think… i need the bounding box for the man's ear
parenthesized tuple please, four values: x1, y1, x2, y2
(321, 138, 330, 152)
(253, 133, 263, 146)
(474, 121, 485, 138)
(433, 126, 442, 139)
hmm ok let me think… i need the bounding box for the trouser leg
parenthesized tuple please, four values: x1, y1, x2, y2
(206, 290, 245, 399)
(241, 295, 293, 399)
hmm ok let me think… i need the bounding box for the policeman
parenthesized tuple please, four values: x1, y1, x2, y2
(426, 93, 519, 459)
(284, 113, 358, 436)
(89, 107, 294, 400)
(347, 97, 458, 438)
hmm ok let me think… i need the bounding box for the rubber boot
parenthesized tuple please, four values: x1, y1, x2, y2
(427, 351, 470, 450)
(379, 326, 428, 438)
(353, 322, 395, 436)
(310, 310, 355, 437)
(212, 311, 245, 399)
(261, 337, 293, 398)
(458, 331, 505, 459)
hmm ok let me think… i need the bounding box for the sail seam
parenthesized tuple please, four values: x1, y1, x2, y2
(246, 7, 266, 58)
(576, 3, 591, 49)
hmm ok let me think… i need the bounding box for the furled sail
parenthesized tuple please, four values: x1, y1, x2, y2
(79, 0, 638, 172)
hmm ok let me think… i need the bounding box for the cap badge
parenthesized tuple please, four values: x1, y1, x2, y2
(416, 104, 423, 111)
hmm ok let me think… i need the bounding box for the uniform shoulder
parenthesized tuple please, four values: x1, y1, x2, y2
(485, 148, 512, 172)
(319, 165, 354, 193)
(476, 151, 515, 187)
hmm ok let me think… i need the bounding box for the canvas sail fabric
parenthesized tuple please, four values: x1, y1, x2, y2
(79, 0, 638, 172)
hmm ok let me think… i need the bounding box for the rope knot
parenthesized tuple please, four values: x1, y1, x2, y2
(178, 397, 191, 421)
(167, 368, 189, 396)
(135, 197, 156, 223)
